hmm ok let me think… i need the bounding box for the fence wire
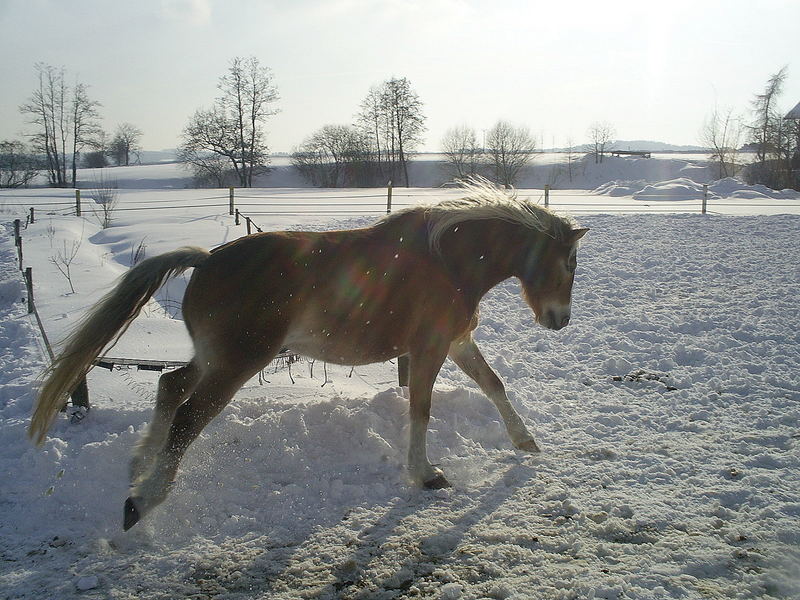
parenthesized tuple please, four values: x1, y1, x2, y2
(4, 188, 800, 226)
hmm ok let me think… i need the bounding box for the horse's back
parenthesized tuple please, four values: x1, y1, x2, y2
(180, 211, 475, 366)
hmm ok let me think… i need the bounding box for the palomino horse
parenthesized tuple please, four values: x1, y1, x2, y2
(29, 181, 588, 531)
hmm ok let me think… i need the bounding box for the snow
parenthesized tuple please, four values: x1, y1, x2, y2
(1, 158, 799, 598)
(594, 176, 800, 204)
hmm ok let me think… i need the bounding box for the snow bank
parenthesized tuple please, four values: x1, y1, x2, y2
(632, 178, 706, 201)
(709, 177, 800, 200)
(595, 175, 800, 203)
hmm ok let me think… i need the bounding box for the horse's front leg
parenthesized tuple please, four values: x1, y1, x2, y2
(407, 344, 451, 489)
(448, 334, 540, 452)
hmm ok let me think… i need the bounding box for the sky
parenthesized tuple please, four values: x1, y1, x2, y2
(1, 0, 799, 154)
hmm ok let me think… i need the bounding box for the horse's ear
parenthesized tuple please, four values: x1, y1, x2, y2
(569, 228, 590, 243)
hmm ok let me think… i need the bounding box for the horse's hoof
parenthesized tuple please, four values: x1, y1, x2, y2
(423, 472, 451, 489)
(123, 497, 141, 531)
(515, 438, 541, 453)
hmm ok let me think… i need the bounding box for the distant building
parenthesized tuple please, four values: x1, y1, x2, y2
(786, 102, 800, 172)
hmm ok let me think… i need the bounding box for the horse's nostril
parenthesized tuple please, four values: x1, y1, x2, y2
(560, 315, 570, 328)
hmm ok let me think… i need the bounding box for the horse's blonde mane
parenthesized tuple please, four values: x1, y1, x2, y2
(412, 178, 576, 254)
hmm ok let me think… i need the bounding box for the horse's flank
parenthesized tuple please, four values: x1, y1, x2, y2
(187, 195, 574, 368)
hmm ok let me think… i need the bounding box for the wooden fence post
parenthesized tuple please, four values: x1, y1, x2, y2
(235, 208, 240, 226)
(544, 184, 550, 208)
(14, 219, 21, 246)
(702, 184, 708, 214)
(387, 180, 393, 214)
(24, 267, 34, 313)
(24, 267, 90, 410)
(17, 238, 23, 270)
(70, 378, 90, 409)
(75, 189, 81, 217)
(229, 187, 235, 216)
(397, 354, 409, 387)
(29, 207, 35, 224)
(246, 216, 252, 235)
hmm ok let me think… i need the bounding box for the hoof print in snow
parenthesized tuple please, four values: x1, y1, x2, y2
(723, 467, 743, 480)
(583, 447, 618, 461)
(76, 576, 99, 591)
(611, 369, 677, 391)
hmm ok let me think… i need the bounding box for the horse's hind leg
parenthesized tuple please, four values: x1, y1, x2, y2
(124, 362, 262, 530)
(129, 361, 200, 482)
(448, 334, 540, 452)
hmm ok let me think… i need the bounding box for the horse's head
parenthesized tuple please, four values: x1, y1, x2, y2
(518, 227, 589, 331)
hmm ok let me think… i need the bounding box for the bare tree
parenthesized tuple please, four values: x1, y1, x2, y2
(177, 142, 234, 187)
(700, 107, 742, 179)
(0, 140, 41, 188)
(20, 64, 69, 186)
(588, 121, 616, 163)
(179, 57, 279, 188)
(358, 86, 386, 176)
(20, 64, 102, 187)
(383, 77, 425, 186)
(484, 120, 536, 187)
(746, 66, 798, 189)
(89, 171, 119, 228)
(357, 77, 426, 186)
(441, 125, 483, 180)
(70, 82, 102, 185)
(292, 124, 374, 187)
(219, 57, 279, 187)
(564, 137, 577, 183)
(109, 123, 142, 166)
(750, 66, 787, 165)
(179, 104, 244, 185)
(51, 237, 82, 294)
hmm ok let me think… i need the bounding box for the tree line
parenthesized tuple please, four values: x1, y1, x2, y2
(701, 65, 799, 190)
(4, 59, 798, 191)
(194, 63, 618, 190)
(292, 77, 425, 188)
(0, 63, 143, 188)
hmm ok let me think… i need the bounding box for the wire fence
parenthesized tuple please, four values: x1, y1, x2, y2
(5, 184, 799, 224)
(10, 218, 90, 413)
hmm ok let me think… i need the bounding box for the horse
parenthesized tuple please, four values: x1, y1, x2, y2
(29, 180, 588, 531)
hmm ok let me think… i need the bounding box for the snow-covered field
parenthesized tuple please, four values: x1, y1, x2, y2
(1, 158, 799, 599)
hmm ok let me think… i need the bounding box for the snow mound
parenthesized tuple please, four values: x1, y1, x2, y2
(593, 176, 800, 201)
(632, 178, 705, 201)
(591, 180, 648, 197)
(709, 177, 800, 200)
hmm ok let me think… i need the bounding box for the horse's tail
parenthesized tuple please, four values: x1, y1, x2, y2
(29, 246, 210, 446)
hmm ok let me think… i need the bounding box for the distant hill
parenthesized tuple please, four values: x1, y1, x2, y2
(547, 140, 709, 153)
(609, 140, 709, 152)
(137, 149, 178, 164)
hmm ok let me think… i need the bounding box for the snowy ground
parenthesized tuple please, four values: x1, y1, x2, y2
(1, 161, 799, 598)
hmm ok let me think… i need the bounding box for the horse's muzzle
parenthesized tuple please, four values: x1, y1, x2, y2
(540, 309, 570, 331)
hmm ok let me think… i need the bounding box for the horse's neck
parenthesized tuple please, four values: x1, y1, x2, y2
(434, 219, 525, 301)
